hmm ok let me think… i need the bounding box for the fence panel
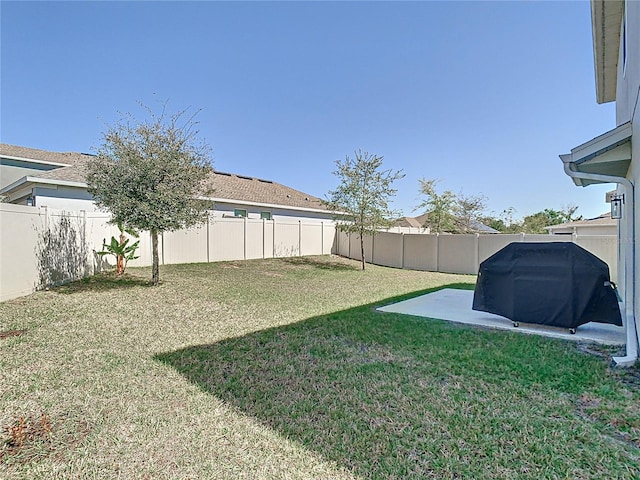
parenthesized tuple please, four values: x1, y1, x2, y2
(274, 222, 300, 257)
(349, 234, 373, 263)
(209, 218, 245, 261)
(263, 220, 275, 258)
(575, 235, 618, 280)
(523, 234, 573, 243)
(323, 223, 337, 255)
(336, 230, 349, 256)
(372, 232, 404, 268)
(245, 220, 266, 260)
(301, 223, 323, 256)
(403, 234, 438, 271)
(162, 224, 208, 265)
(478, 234, 523, 264)
(437, 234, 478, 275)
(1, 205, 46, 301)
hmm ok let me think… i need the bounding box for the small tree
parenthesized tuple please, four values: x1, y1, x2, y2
(325, 150, 404, 270)
(415, 178, 457, 233)
(87, 102, 213, 285)
(521, 205, 581, 234)
(96, 223, 140, 275)
(453, 192, 488, 233)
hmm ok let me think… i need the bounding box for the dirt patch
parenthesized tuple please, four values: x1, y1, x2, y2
(0, 330, 26, 340)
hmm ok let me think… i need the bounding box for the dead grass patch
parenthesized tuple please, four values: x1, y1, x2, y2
(0, 330, 25, 340)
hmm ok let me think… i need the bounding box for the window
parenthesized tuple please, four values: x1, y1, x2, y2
(234, 209, 247, 218)
(260, 211, 272, 220)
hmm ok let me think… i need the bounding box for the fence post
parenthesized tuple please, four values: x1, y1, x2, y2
(43, 205, 49, 230)
(206, 215, 211, 263)
(244, 216, 247, 260)
(435, 233, 440, 273)
(475, 233, 480, 273)
(273, 219, 276, 258)
(371, 233, 375, 265)
(262, 218, 266, 259)
(401, 233, 405, 269)
(321, 221, 324, 255)
(298, 220, 302, 256)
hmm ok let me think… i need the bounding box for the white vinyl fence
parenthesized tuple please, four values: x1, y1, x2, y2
(0, 204, 336, 302)
(0, 202, 619, 303)
(336, 231, 618, 280)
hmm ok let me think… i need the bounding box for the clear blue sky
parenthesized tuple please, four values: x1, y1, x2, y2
(1, 1, 617, 221)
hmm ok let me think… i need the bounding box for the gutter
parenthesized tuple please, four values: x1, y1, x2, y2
(561, 159, 637, 366)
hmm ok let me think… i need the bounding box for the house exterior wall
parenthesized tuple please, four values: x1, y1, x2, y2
(613, 0, 640, 326)
(0, 158, 58, 189)
(210, 201, 333, 222)
(31, 186, 98, 211)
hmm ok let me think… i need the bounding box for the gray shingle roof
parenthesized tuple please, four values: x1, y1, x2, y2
(0, 143, 328, 211)
(202, 172, 326, 210)
(0, 143, 92, 166)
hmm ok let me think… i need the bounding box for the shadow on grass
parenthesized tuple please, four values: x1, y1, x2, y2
(53, 272, 152, 294)
(281, 256, 360, 271)
(155, 283, 630, 478)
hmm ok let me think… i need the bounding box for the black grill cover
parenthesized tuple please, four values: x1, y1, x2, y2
(472, 242, 622, 329)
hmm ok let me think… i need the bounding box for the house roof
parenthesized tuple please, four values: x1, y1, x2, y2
(394, 216, 424, 228)
(200, 172, 326, 211)
(0, 143, 93, 167)
(0, 143, 328, 212)
(560, 121, 632, 186)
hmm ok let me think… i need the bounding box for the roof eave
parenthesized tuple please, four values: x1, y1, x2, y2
(199, 196, 332, 215)
(591, 0, 623, 104)
(0, 176, 88, 195)
(560, 121, 632, 186)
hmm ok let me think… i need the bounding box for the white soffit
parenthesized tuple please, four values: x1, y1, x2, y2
(591, 0, 623, 104)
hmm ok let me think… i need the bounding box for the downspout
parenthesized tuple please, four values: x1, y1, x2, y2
(562, 160, 637, 366)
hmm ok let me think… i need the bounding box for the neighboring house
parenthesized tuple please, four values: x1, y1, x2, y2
(399, 213, 499, 234)
(0, 143, 334, 222)
(0, 144, 96, 210)
(389, 216, 430, 234)
(545, 212, 618, 236)
(559, 0, 639, 365)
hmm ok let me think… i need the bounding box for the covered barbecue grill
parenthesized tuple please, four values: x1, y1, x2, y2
(472, 242, 622, 332)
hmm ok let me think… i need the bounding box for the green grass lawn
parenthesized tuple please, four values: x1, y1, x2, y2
(1, 255, 639, 479)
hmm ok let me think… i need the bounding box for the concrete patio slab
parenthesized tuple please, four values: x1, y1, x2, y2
(377, 288, 625, 345)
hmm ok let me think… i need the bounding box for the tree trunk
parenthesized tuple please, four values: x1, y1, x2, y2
(360, 231, 366, 270)
(151, 230, 160, 286)
(116, 230, 125, 275)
